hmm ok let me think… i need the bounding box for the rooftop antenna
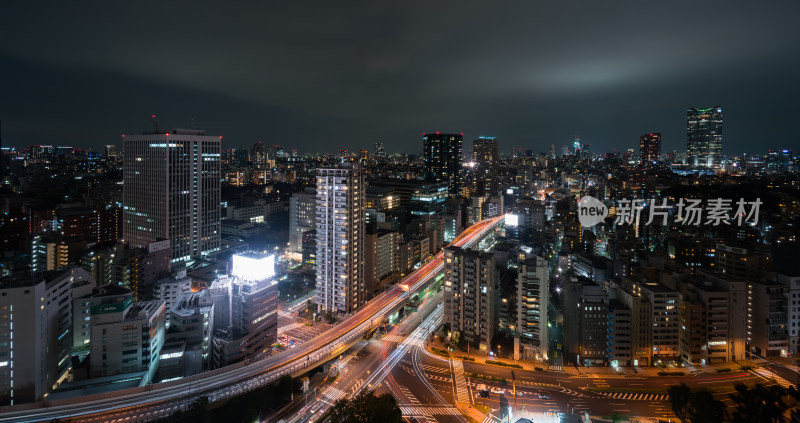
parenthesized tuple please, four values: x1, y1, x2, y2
(191, 114, 196, 129)
(151, 114, 159, 134)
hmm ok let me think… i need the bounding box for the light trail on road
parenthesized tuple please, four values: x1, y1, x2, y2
(0, 216, 506, 423)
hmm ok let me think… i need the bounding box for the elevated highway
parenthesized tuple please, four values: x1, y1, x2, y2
(0, 215, 506, 423)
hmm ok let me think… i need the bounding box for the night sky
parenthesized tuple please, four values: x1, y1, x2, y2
(2, 1, 799, 155)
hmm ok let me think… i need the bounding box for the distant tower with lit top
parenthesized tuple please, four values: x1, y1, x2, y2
(423, 132, 463, 197)
(687, 106, 723, 170)
(639, 133, 661, 164)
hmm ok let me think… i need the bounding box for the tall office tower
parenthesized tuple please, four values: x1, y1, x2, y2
(252, 141, 266, 166)
(423, 132, 463, 197)
(0, 267, 95, 405)
(640, 133, 661, 164)
(289, 188, 317, 253)
(359, 148, 369, 160)
(122, 128, 221, 262)
(210, 253, 278, 368)
(315, 164, 366, 314)
(473, 136, 499, 196)
(374, 142, 386, 159)
(687, 106, 723, 170)
(572, 135, 582, 157)
(515, 257, 549, 361)
(104, 144, 118, 159)
(443, 246, 497, 352)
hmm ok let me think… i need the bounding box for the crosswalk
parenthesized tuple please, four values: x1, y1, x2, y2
(319, 378, 365, 404)
(560, 387, 592, 398)
(452, 359, 471, 404)
(548, 364, 564, 371)
(381, 334, 407, 343)
(597, 392, 668, 401)
(398, 385, 422, 405)
(420, 363, 451, 374)
(752, 367, 794, 388)
(399, 405, 462, 416)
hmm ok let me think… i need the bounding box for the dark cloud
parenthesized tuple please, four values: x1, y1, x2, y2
(1, 1, 799, 154)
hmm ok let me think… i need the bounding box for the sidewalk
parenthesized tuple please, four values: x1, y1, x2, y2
(455, 402, 489, 423)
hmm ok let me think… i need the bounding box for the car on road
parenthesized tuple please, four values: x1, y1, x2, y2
(477, 390, 490, 398)
(490, 387, 505, 395)
(538, 393, 551, 400)
(475, 384, 488, 391)
(515, 391, 523, 397)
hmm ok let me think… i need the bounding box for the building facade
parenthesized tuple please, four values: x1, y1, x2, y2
(515, 256, 548, 360)
(289, 189, 316, 253)
(443, 246, 497, 352)
(315, 165, 366, 314)
(122, 128, 221, 261)
(473, 136, 499, 197)
(211, 254, 278, 368)
(89, 297, 166, 384)
(687, 107, 723, 170)
(423, 132, 463, 197)
(639, 133, 661, 164)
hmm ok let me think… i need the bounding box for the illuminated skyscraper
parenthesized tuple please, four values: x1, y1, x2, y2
(374, 142, 386, 159)
(423, 132, 463, 196)
(687, 106, 723, 170)
(516, 256, 549, 361)
(444, 246, 496, 351)
(472, 136, 499, 196)
(315, 164, 365, 314)
(122, 129, 221, 262)
(639, 133, 661, 164)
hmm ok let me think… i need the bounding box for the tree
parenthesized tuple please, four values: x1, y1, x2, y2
(306, 299, 314, 319)
(668, 384, 692, 422)
(668, 384, 726, 423)
(329, 390, 402, 423)
(690, 390, 726, 423)
(242, 408, 258, 423)
(603, 411, 627, 422)
(325, 310, 338, 324)
(729, 383, 789, 423)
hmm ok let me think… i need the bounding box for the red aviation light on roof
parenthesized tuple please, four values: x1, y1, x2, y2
(436, 131, 440, 135)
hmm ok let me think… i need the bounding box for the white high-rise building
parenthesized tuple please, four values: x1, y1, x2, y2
(443, 246, 497, 352)
(315, 164, 365, 314)
(289, 188, 316, 253)
(122, 129, 221, 262)
(516, 256, 549, 361)
(0, 267, 94, 405)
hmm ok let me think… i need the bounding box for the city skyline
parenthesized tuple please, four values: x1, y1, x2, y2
(2, 2, 800, 154)
(2, 2, 800, 422)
